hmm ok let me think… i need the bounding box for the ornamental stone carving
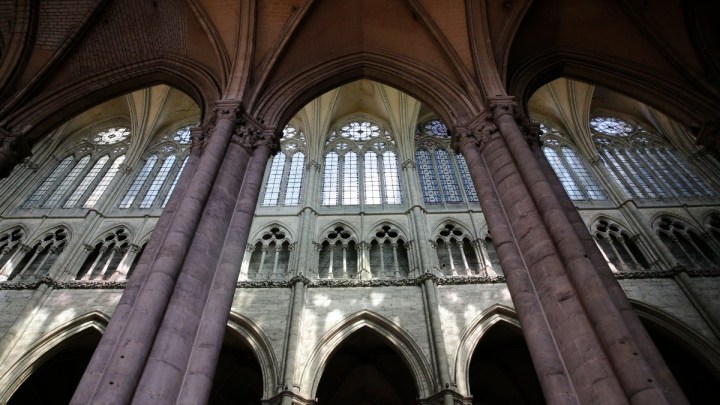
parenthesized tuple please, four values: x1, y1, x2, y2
(451, 119, 500, 152)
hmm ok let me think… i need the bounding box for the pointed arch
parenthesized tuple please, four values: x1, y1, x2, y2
(225, 312, 281, 399)
(298, 310, 433, 399)
(453, 304, 521, 396)
(0, 311, 109, 403)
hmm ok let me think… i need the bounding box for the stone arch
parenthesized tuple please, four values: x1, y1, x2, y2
(365, 219, 408, 242)
(298, 310, 433, 399)
(453, 304, 521, 396)
(316, 221, 359, 244)
(0, 311, 109, 403)
(252, 50, 483, 132)
(507, 53, 716, 132)
(7, 57, 221, 147)
(225, 312, 281, 400)
(249, 222, 296, 245)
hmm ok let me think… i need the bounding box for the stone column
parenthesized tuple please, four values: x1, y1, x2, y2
(133, 120, 272, 404)
(279, 277, 308, 405)
(510, 108, 687, 405)
(72, 102, 241, 405)
(453, 121, 590, 405)
(421, 275, 455, 405)
(173, 130, 277, 404)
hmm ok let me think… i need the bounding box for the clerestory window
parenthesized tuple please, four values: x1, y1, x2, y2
(415, 120, 478, 205)
(540, 124, 606, 201)
(591, 116, 716, 200)
(119, 125, 191, 209)
(261, 125, 306, 207)
(23, 127, 129, 209)
(321, 121, 402, 207)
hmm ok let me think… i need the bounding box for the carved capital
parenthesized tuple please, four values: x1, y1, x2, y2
(118, 163, 133, 174)
(402, 159, 416, 169)
(83, 244, 96, 252)
(451, 119, 500, 152)
(489, 102, 517, 121)
(589, 154, 604, 165)
(306, 160, 322, 172)
(129, 244, 142, 253)
(232, 120, 280, 153)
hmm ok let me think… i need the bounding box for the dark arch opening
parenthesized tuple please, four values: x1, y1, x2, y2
(208, 328, 263, 405)
(316, 327, 417, 404)
(8, 329, 102, 405)
(468, 322, 545, 405)
(642, 319, 720, 404)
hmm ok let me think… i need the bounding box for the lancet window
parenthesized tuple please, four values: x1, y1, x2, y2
(656, 216, 719, 269)
(2, 228, 68, 280)
(433, 223, 484, 276)
(244, 227, 293, 279)
(317, 225, 358, 279)
(77, 228, 141, 281)
(119, 126, 191, 209)
(415, 120, 478, 205)
(321, 121, 402, 206)
(23, 127, 129, 209)
(0, 227, 24, 279)
(591, 116, 716, 200)
(368, 224, 410, 278)
(540, 125, 606, 201)
(593, 219, 649, 271)
(261, 125, 306, 206)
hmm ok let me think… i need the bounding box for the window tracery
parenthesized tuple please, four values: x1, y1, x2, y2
(0, 227, 24, 280)
(317, 225, 358, 279)
(261, 125, 306, 207)
(415, 120, 478, 205)
(23, 127, 129, 209)
(119, 125, 191, 209)
(593, 220, 649, 271)
(244, 227, 293, 279)
(321, 121, 402, 207)
(591, 116, 716, 200)
(368, 225, 410, 278)
(656, 216, 718, 269)
(78, 228, 139, 281)
(540, 125, 606, 201)
(433, 224, 485, 276)
(5, 228, 68, 280)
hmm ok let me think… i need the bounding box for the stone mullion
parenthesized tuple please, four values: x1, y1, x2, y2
(684, 233, 715, 266)
(257, 246, 269, 278)
(73, 103, 241, 405)
(175, 134, 276, 405)
(617, 238, 642, 270)
(607, 238, 629, 272)
(498, 107, 686, 404)
(112, 244, 141, 281)
(0, 245, 26, 280)
(82, 245, 106, 280)
(475, 239, 493, 276)
(133, 115, 259, 403)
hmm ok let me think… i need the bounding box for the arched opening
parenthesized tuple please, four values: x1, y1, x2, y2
(641, 319, 720, 404)
(8, 329, 101, 405)
(468, 322, 545, 405)
(316, 327, 417, 404)
(208, 327, 264, 405)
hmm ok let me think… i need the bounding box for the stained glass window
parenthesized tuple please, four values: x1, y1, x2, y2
(140, 155, 176, 208)
(435, 149, 462, 203)
(322, 152, 339, 205)
(64, 155, 110, 207)
(416, 149, 441, 204)
(85, 156, 125, 208)
(343, 152, 359, 205)
(541, 133, 606, 201)
(383, 151, 402, 204)
(120, 155, 157, 208)
(162, 156, 188, 208)
(456, 154, 478, 202)
(364, 152, 381, 204)
(43, 156, 91, 208)
(262, 153, 286, 206)
(23, 157, 74, 208)
(284, 152, 305, 206)
(591, 117, 716, 200)
(93, 127, 130, 145)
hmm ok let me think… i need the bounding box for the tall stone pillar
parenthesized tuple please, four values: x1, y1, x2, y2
(452, 123, 580, 405)
(174, 129, 278, 404)
(72, 102, 243, 405)
(132, 119, 271, 404)
(493, 102, 687, 405)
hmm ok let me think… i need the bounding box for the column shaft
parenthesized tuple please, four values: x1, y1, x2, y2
(72, 105, 239, 405)
(458, 139, 580, 405)
(174, 142, 274, 404)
